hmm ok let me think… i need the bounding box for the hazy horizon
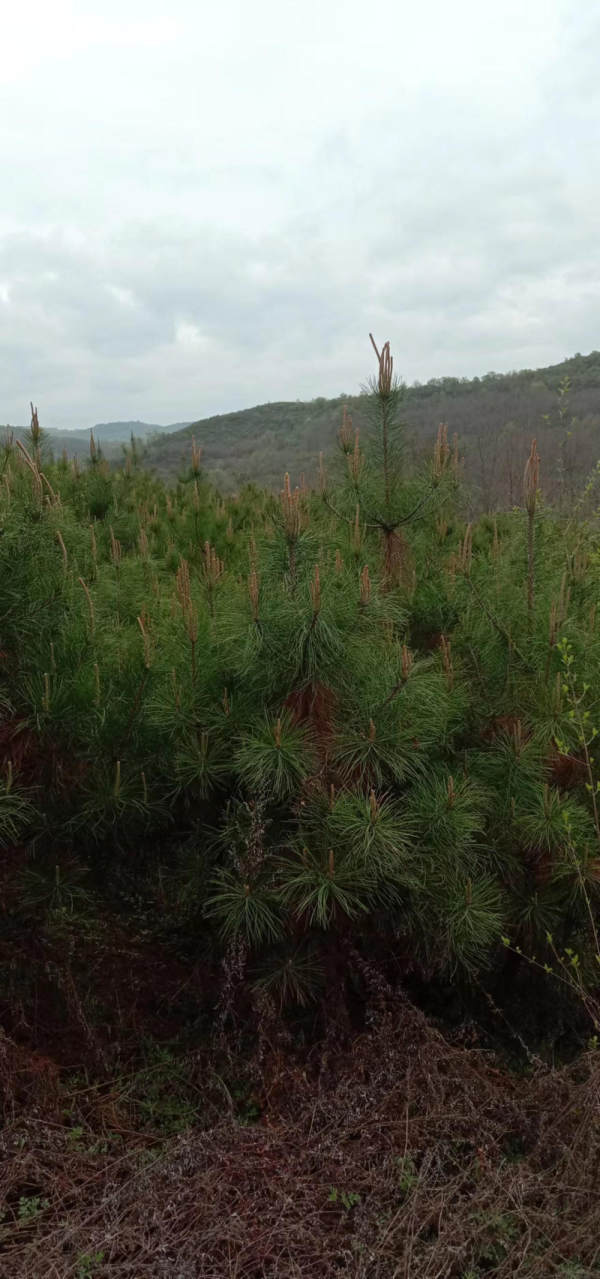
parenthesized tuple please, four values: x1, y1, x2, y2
(5, 341, 597, 435)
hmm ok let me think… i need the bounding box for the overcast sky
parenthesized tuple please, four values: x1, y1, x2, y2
(1, 0, 598, 428)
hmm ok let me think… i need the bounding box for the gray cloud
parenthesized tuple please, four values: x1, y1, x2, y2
(1, 0, 598, 428)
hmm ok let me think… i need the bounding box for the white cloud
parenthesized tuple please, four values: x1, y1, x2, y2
(106, 285, 138, 309)
(174, 322, 211, 349)
(0, 0, 597, 427)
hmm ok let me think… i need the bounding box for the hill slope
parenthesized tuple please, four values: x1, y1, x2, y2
(143, 350, 600, 506)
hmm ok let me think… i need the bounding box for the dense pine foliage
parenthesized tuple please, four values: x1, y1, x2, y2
(3, 348, 600, 1032)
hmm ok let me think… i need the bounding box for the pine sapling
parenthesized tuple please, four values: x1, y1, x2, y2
(524, 438, 540, 630)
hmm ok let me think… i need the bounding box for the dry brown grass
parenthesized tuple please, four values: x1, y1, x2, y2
(1, 991, 600, 1278)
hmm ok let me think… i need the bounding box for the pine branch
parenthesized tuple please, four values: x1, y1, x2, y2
(466, 577, 534, 672)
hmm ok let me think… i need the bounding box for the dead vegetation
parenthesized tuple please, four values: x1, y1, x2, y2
(1, 992, 599, 1278)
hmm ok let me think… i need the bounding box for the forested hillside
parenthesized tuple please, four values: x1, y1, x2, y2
(143, 349, 600, 508)
(6, 351, 600, 509)
(2, 344, 600, 1276)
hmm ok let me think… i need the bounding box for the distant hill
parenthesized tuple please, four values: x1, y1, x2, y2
(142, 351, 600, 508)
(84, 420, 192, 443)
(3, 419, 191, 460)
(6, 351, 600, 508)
